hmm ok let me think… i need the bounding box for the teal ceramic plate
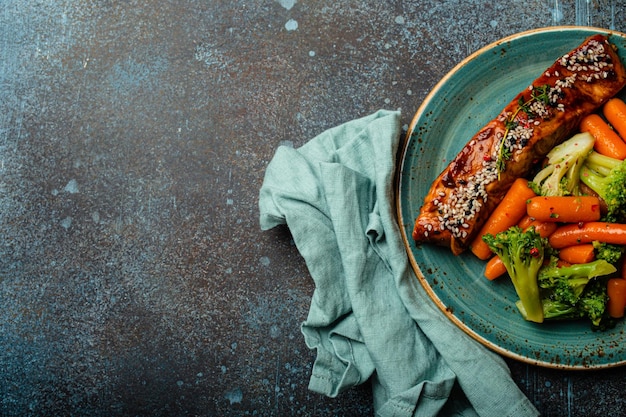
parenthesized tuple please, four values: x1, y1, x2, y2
(398, 27, 626, 369)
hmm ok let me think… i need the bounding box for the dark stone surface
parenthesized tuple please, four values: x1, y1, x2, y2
(1, 1, 625, 416)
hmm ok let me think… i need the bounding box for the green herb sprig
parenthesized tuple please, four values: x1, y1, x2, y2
(496, 84, 553, 176)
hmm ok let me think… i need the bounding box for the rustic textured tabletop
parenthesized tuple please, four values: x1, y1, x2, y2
(1, 1, 626, 416)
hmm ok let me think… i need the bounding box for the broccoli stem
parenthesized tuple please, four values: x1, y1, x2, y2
(539, 259, 617, 286)
(510, 255, 544, 323)
(579, 151, 626, 223)
(516, 299, 578, 321)
(483, 226, 546, 323)
(586, 151, 620, 175)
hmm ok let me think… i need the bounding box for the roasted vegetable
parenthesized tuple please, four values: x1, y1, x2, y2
(483, 226, 546, 323)
(517, 258, 616, 327)
(530, 132, 595, 196)
(580, 151, 626, 223)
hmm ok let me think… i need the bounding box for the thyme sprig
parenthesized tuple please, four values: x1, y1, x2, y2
(520, 84, 552, 115)
(495, 84, 553, 175)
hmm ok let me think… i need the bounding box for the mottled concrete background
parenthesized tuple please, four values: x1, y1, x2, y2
(1, 1, 625, 416)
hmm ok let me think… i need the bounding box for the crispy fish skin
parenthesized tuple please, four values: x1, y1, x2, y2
(413, 34, 626, 255)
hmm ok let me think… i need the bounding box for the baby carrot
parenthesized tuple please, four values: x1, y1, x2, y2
(558, 244, 595, 264)
(580, 113, 626, 159)
(548, 222, 626, 249)
(607, 278, 626, 318)
(521, 217, 558, 238)
(526, 196, 602, 223)
(604, 98, 626, 141)
(470, 178, 536, 260)
(516, 214, 533, 229)
(556, 259, 572, 268)
(517, 215, 558, 237)
(484, 255, 507, 280)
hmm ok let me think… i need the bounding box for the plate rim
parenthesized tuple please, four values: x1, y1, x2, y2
(397, 26, 626, 370)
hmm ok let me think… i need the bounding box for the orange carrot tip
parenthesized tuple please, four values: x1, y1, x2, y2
(470, 178, 536, 260)
(604, 98, 626, 142)
(484, 255, 507, 281)
(558, 244, 595, 265)
(607, 278, 626, 319)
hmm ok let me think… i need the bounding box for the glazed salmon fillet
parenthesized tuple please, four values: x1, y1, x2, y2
(413, 34, 626, 255)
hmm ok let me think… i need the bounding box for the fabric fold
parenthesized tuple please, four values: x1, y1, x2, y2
(259, 109, 539, 417)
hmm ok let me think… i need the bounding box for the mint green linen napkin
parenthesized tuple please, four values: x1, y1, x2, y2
(259, 110, 539, 417)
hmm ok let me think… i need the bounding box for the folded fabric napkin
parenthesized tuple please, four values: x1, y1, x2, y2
(259, 110, 539, 417)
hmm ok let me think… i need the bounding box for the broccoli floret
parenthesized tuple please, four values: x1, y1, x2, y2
(518, 260, 616, 327)
(592, 241, 625, 264)
(578, 278, 610, 328)
(538, 259, 616, 304)
(517, 279, 610, 327)
(531, 132, 595, 196)
(483, 226, 546, 323)
(579, 150, 626, 222)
